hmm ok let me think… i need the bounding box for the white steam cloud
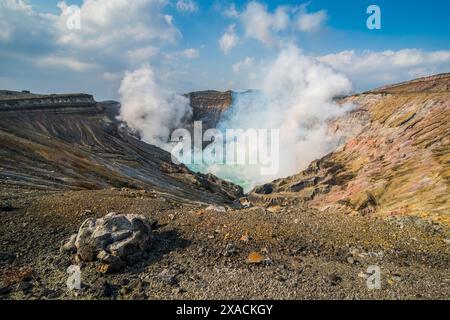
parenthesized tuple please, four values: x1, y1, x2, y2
(118, 66, 192, 149)
(197, 45, 354, 190)
(118, 46, 354, 192)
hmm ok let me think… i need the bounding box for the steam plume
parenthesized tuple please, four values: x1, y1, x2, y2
(118, 46, 354, 192)
(118, 65, 191, 150)
(201, 45, 354, 190)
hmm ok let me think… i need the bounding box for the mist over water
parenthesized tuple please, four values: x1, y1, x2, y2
(119, 45, 355, 192)
(187, 46, 354, 191)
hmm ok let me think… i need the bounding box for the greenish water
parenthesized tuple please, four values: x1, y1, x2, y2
(187, 163, 254, 192)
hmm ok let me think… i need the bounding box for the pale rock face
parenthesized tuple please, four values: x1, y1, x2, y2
(63, 212, 153, 273)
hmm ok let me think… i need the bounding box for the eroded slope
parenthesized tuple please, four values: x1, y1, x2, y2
(250, 73, 450, 224)
(0, 92, 242, 205)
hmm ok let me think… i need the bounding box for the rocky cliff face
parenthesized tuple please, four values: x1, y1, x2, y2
(250, 73, 450, 224)
(0, 92, 242, 205)
(180, 90, 233, 148)
(186, 90, 233, 130)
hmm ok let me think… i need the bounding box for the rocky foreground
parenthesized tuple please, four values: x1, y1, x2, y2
(0, 188, 448, 299)
(0, 75, 449, 300)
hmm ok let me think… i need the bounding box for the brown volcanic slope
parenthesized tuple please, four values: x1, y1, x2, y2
(250, 73, 450, 225)
(0, 91, 242, 205)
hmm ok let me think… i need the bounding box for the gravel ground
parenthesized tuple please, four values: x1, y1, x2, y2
(0, 188, 449, 300)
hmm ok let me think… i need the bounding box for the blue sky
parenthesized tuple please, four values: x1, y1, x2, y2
(1, 0, 449, 100)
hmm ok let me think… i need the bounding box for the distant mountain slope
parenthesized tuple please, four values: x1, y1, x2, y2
(0, 92, 242, 205)
(250, 73, 450, 224)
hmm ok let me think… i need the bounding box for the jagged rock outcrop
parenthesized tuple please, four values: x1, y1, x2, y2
(0, 93, 96, 113)
(0, 91, 242, 205)
(186, 90, 233, 131)
(183, 90, 233, 143)
(250, 73, 450, 224)
(62, 212, 154, 273)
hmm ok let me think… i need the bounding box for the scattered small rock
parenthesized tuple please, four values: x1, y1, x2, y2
(158, 268, 178, 286)
(81, 209, 93, 217)
(240, 233, 250, 242)
(346, 256, 356, 265)
(92, 279, 114, 298)
(391, 274, 402, 282)
(328, 273, 342, 286)
(40, 288, 61, 299)
(247, 252, 265, 264)
(275, 275, 287, 282)
(127, 279, 148, 299)
(358, 271, 368, 279)
(17, 281, 33, 293)
(60, 234, 77, 253)
(222, 244, 238, 257)
(0, 202, 14, 212)
(172, 287, 186, 295)
(97, 250, 126, 274)
(205, 205, 226, 213)
(239, 198, 251, 208)
(0, 286, 12, 296)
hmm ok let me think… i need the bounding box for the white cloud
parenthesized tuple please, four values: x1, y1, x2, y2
(219, 24, 239, 54)
(175, 0, 198, 13)
(0, 0, 188, 99)
(0, 0, 182, 74)
(224, 3, 239, 18)
(2, 0, 32, 11)
(0, 25, 11, 41)
(0, 0, 50, 45)
(35, 55, 95, 72)
(232, 57, 254, 73)
(318, 49, 450, 89)
(237, 2, 328, 46)
(296, 9, 327, 32)
(176, 48, 200, 59)
(53, 0, 180, 49)
(213, 1, 239, 18)
(127, 46, 159, 63)
(240, 1, 289, 45)
(103, 71, 122, 81)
